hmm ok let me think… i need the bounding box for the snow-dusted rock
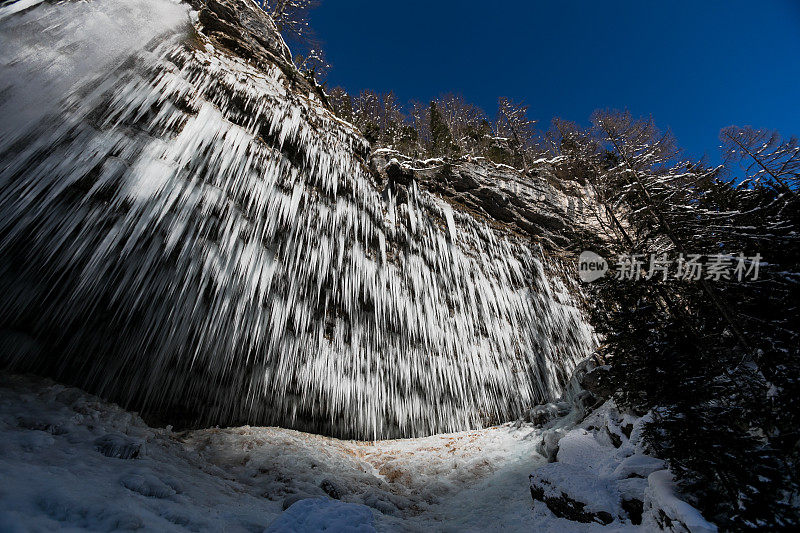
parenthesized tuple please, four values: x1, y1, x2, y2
(529, 402, 571, 426)
(266, 498, 376, 533)
(320, 478, 346, 500)
(580, 364, 615, 399)
(536, 427, 568, 462)
(528, 400, 716, 530)
(94, 433, 144, 460)
(370, 150, 604, 249)
(643, 470, 718, 533)
(529, 462, 618, 524)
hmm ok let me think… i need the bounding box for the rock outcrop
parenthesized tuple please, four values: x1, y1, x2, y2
(526, 394, 718, 531)
(370, 150, 601, 251)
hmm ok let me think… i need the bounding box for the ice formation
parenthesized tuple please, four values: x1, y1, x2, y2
(0, 0, 596, 438)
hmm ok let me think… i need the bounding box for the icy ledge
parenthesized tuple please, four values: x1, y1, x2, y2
(0, 373, 716, 531)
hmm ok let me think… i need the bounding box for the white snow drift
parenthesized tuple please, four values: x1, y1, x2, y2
(0, 374, 716, 531)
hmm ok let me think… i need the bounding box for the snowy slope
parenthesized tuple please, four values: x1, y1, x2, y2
(0, 374, 546, 531)
(0, 374, 716, 532)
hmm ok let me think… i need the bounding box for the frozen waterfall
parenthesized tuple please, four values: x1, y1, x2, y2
(0, 0, 596, 439)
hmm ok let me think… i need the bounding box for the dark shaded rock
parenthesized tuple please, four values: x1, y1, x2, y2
(384, 159, 414, 186)
(94, 433, 142, 459)
(530, 463, 620, 525)
(654, 509, 680, 531)
(530, 406, 557, 427)
(320, 479, 344, 500)
(281, 493, 308, 510)
(452, 170, 480, 191)
(580, 365, 615, 399)
(576, 389, 597, 409)
(528, 402, 571, 427)
(622, 498, 643, 525)
(605, 426, 623, 448)
(198, 7, 243, 42)
(475, 187, 515, 222)
(206, 0, 237, 22)
(384, 182, 408, 205)
(621, 422, 634, 439)
(530, 482, 613, 525)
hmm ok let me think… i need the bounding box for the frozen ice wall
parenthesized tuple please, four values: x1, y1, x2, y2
(0, 0, 596, 438)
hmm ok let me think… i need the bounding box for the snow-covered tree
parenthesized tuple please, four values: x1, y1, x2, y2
(577, 110, 800, 529)
(429, 101, 456, 157)
(495, 97, 536, 171)
(720, 125, 799, 195)
(433, 94, 490, 155)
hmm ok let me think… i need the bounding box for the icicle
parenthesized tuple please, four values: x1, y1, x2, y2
(0, 0, 596, 439)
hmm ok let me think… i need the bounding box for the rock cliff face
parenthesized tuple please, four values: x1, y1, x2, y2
(370, 150, 601, 250)
(0, 0, 598, 439)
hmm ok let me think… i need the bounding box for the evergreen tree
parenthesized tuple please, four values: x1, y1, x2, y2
(429, 101, 456, 157)
(571, 110, 800, 530)
(328, 87, 354, 123)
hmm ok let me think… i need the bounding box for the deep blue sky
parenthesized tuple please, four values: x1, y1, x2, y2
(311, 1, 800, 162)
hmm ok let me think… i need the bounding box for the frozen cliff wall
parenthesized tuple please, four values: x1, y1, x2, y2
(0, 0, 596, 439)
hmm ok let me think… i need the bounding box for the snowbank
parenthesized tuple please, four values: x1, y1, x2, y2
(266, 498, 376, 532)
(0, 374, 545, 531)
(529, 399, 717, 531)
(643, 470, 718, 533)
(0, 374, 718, 531)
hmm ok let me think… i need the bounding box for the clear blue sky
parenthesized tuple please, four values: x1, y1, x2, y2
(310, 1, 800, 162)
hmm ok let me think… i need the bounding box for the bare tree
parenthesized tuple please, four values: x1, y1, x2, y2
(592, 109, 751, 349)
(720, 126, 799, 196)
(495, 98, 536, 171)
(433, 94, 490, 155)
(546, 118, 637, 247)
(547, 118, 601, 160)
(261, 1, 321, 48)
(345, 90, 407, 148)
(327, 86, 354, 123)
(294, 47, 329, 80)
(407, 100, 431, 148)
(350, 89, 382, 143)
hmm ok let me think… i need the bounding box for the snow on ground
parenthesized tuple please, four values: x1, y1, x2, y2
(0, 374, 713, 531)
